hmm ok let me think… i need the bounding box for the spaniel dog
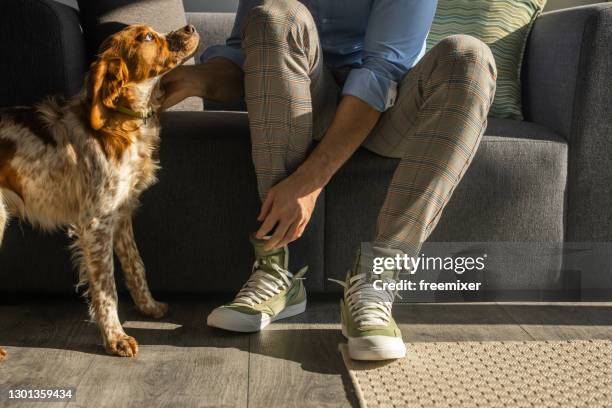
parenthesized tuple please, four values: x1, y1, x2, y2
(0, 24, 199, 359)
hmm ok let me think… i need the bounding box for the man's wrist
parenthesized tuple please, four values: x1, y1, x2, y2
(296, 155, 335, 190)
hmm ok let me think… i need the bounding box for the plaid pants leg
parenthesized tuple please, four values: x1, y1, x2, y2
(242, 0, 338, 201)
(366, 35, 498, 259)
(242, 2, 496, 262)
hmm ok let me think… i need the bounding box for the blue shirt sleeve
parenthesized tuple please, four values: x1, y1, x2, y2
(199, 0, 263, 68)
(342, 0, 438, 112)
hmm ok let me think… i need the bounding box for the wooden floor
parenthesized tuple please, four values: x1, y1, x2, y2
(1, 296, 611, 408)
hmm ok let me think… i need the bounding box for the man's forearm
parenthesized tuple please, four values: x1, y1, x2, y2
(296, 95, 382, 190)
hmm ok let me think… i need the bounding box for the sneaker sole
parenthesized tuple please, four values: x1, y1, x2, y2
(342, 323, 406, 361)
(207, 299, 307, 333)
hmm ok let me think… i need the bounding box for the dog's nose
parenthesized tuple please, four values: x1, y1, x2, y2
(184, 24, 195, 34)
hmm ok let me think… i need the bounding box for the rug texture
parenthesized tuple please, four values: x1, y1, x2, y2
(340, 340, 611, 408)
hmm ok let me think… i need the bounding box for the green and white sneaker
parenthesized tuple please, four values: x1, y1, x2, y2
(331, 244, 406, 361)
(207, 236, 307, 332)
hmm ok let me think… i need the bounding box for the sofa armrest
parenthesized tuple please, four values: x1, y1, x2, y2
(523, 4, 612, 242)
(0, 0, 86, 107)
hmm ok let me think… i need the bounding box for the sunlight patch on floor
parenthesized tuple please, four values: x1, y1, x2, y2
(122, 321, 183, 330)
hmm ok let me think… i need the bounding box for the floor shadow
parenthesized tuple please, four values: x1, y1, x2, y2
(1, 295, 611, 379)
(0, 294, 360, 406)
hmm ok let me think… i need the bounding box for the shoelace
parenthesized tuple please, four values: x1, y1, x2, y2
(234, 258, 301, 306)
(329, 273, 399, 327)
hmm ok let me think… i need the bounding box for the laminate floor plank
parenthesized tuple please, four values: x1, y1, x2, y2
(0, 299, 97, 408)
(393, 303, 534, 342)
(2, 297, 612, 408)
(65, 300, 250, 408)
(246, 297, 356, 408)
(499, 302, 612, 340)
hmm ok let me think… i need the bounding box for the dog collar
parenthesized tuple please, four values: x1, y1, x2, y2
(115, 105, 155, 123)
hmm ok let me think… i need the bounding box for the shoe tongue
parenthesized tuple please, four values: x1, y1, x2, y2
(250, 235, 287, 271)
(352, 243, 403, 281)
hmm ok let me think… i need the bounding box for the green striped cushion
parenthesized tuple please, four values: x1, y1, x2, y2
(426, 0, 547, 120)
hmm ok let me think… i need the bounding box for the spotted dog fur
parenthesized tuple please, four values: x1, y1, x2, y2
(0, 24, 199, 359)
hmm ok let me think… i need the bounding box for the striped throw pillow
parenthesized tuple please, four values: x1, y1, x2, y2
(426, 0, 547, 120)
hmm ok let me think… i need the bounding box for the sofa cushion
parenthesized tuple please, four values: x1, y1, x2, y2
(324, 118, 568, 293)
(0, 0, 86, 106)
(77, 0, 203, 111)
(523, 4, 612, 244)
(429, 119, 566, 241)
(141, 112, 326, 293)
(427, 0, 547, 120)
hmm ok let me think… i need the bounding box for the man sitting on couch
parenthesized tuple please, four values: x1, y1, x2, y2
(162, 0, 496, 360)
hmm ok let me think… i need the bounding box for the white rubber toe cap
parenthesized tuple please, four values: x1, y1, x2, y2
(206, 300, 307, 333)
(207, 307, 268, 333)
(348, 335, 406, 361)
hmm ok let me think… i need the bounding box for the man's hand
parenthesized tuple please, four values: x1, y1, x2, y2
(255, 96, 382, 250)
(256, 170, 323, 251)
(161, 57, 244, 111)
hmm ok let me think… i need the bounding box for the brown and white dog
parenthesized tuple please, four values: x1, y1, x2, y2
(0, 24, 199, 359)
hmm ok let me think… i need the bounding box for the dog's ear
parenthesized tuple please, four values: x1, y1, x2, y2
(88, 57, 128, 130)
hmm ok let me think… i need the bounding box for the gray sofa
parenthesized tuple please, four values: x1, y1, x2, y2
(1, 0, 611, 300)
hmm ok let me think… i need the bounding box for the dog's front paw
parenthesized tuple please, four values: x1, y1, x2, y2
(138, 301, 169, 319)
(105, 335, 139, 357)
(0, 348, 7, 362)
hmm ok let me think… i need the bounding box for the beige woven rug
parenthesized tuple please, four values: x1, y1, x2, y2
(340, 340, 612, 408)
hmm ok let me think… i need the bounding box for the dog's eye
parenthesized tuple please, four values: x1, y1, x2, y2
(144, 33, 154, 42)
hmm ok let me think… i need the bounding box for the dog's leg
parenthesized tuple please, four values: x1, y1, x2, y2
(0, 193, 5, 361)
(76, 216, 138, 357)
(0, 191, 7, 247)
(114, 212, 168, 318)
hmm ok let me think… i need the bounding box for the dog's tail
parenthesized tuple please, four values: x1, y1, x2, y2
(0, 191, 6, 247)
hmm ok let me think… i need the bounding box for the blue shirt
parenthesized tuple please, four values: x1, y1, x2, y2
(200, 0, 437, 112)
